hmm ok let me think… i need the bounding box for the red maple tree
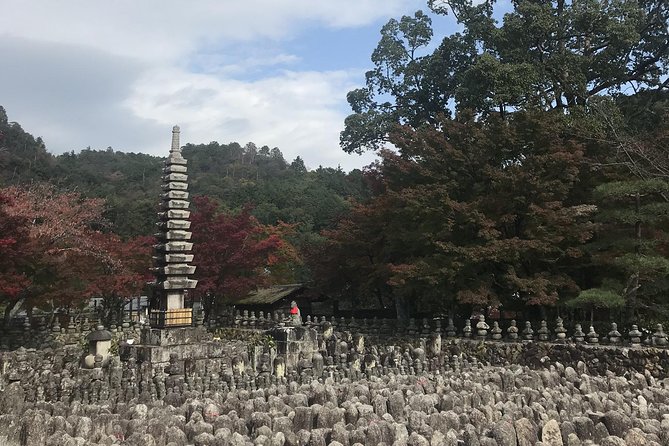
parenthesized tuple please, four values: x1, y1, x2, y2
(0, 191, 32, 323)
(0, 184, 152, 325)
(190, 195, 299, 319)
(80, 233, 154, 323)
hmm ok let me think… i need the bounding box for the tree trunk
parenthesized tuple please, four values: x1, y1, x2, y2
(394, 294, 409, 322)
(626, 192, 642, 322)
(375, 288, 385, 309)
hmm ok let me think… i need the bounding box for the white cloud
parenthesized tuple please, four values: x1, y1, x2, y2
(0, 0, 427, 170)
(124, 67, 376, 170)
(191, 53, 302, 76)
(0, 0, 419, 62)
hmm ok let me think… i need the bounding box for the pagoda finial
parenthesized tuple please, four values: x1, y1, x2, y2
(170, 125, 181, 153)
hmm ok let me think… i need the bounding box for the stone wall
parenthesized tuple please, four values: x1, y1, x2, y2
(0, 315, 142, 351)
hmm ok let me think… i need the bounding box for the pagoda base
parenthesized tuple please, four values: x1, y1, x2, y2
(120, 326, 221, 365)
(149, 308, 192, 328)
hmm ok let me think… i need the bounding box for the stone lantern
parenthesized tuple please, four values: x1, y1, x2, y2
(83, 325, 113, 368)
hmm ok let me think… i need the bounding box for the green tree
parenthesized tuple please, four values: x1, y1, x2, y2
(290, 156, 307, 173)
(0, 106, 55, 185)
(579, 179, 669, 321)
(343, 0, 669, 154)
(320, 111, 597, 318)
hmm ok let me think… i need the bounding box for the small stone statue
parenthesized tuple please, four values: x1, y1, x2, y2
(490, 321, 502, 340)
(586, 325, 599, 344)
(537, 320, 549, 341)
(572, 323, 585, 343)
(195, 309, 205, 327)
(652, 324, 668, 346)
(288, 301, 302, 327)
(445, 317, 457, 337)
(421, 318, 431, 336)
(463, 319, 472, 338)
(607, 322, 622, 345)
(507, 320, 519, 341)
(554, 317, 567, 342)
(475, 314, 489, 339)
(628, 324, 642, 346)
(522, 321, 534, 341)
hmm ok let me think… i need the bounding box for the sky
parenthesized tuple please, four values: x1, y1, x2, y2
(0, 0, 460, 172)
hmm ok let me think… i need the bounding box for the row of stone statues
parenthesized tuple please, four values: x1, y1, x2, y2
(3, 309, 666, 351)
(466, 315, 668, 346)
(229, 310, 668, 347)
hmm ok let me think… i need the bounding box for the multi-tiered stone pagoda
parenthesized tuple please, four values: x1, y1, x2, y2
(150, 125, 197, 328)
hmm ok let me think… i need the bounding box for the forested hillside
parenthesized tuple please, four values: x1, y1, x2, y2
(0, 106, 371, 240)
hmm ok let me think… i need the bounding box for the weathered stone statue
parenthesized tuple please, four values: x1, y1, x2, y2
(445, 317, 457, 337)
(475, 314, 489, 340)
(507, 320, 519, 340)
(572, 324, 585, 343)
(586, 325, 599, 344)
(428, 332, 442, 356)
(554, 317, 567, 342)
(537, 320, 549, 341)
(522, 321, 534, 341)
(628, 324, 642, 346)
(463, 319, 472, 338)
(652, 324, 668, 346)
(421, 318, 431, 336)
(490, 321, 502, 340)
(608, 322, 622, 345)
(288, 301, 302, 327)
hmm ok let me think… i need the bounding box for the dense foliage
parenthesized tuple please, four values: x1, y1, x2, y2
(1, 0, 668, 325)
(0, 184, 152, 325)
(191, 195, 301, 320)
(317, 0, 669, 322)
